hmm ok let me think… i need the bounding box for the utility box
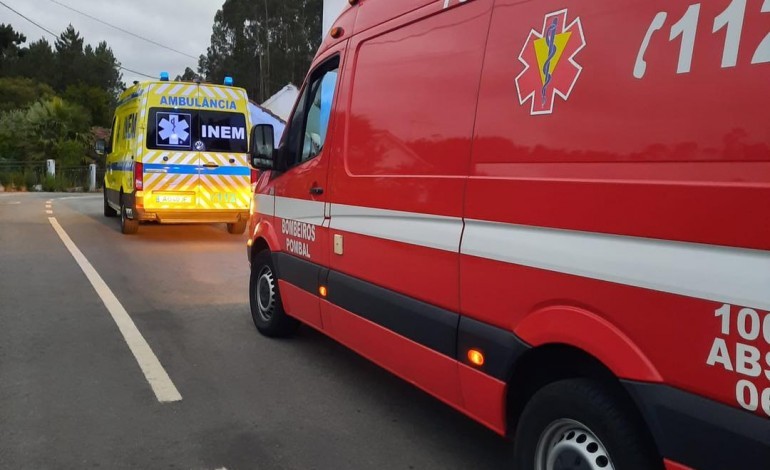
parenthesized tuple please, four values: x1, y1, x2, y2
(89, 164, 97, 192)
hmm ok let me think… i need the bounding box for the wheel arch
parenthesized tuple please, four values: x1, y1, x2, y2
(513, 305, 662, 383)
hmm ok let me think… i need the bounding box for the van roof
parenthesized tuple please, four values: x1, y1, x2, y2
(117, 80, 248, 105)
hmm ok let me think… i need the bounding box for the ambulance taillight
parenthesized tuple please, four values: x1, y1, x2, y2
(250, 169, 258, 187)
(134, 162, 144, 191)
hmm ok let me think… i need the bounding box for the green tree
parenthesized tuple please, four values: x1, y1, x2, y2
(12, 39, 57, 87)
(54, 25, 85, 91)
(199, 0, 322, 102)
(0, 77, 56, 112)
(84, 41, 123, 97)
(0, 23, 26, 74)
(24, 97, 90, 162)
(175, 66, 198, 81)
(63, 84, 111, 127)
(0, 108, 32, 161)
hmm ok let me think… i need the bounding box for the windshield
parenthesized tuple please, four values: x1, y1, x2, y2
(146, 108, 248, 153)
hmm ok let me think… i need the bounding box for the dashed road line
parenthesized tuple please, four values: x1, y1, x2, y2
(48, 217, 182, 403)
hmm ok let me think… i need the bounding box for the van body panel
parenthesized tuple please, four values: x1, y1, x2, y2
(105, 80, 252, 226)
(248, 0, 770, 467)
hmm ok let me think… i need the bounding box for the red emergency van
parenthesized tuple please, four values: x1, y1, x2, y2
(245, 1, 770, 468)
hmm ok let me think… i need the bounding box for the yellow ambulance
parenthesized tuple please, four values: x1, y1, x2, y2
(101, 73, 254, 234)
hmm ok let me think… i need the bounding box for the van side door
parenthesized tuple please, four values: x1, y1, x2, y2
(324, 0, 494, 411)
(267, 48, 344, 329)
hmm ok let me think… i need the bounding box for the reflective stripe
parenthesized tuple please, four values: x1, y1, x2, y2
(258, 196, 770, 309)
(274, 196, 325, 226)
(329, 202, 462, 253)
(462, 220, 770, 311)
(143, 163, 250, 176)
(168, 84, 184, 95)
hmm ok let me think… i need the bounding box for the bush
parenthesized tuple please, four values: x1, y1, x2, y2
(42, 174, 57, 192)
(9, 172, 24, 189)
(24, 171, 37, 190)
(0, 172, 10, 187)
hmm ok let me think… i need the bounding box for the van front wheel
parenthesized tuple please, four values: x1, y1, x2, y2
(227, 219, 247, 235)
(512, 379, 662, 470)
(249, 251, 299, 337)
(120, 199, 139, 234)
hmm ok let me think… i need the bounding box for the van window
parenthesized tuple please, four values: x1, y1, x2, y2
(301, 70, 338, 162)
(198, 111, 248, 153)
(107, 116, 117, 154)
(145, 108, 248, 153)
(284, 57, 340, 168)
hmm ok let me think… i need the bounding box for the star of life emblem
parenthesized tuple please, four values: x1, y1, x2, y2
(157, 112, 191, 147)
(515, 10, 586, 115)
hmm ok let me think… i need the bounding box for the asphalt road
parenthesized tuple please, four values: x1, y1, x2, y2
(0, 192, 509, 470)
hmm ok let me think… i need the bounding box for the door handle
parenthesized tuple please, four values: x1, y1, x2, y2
(310, 186, 324, 195)
(203, 162, 219, 168)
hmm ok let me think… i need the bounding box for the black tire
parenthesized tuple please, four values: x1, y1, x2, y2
(249, 250, 299, 337)
(103, 190, 117, 217)
(120, 198, 139, 234)
(513, 379, 662, 470)
(227, 219, 247, 235)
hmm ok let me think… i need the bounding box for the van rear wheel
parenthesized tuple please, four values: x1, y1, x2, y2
(120, 199, 139, 235)
(249, 251, 299, 337)
(227, 219, 247, 235)
(512, 379, 662, 470)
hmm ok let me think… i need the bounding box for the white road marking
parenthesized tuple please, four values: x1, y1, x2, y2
(46, 210, 53, 214)
(54, 195, 99, 201)
(0, 201, 20, 205)
(48, 217, 182, 403)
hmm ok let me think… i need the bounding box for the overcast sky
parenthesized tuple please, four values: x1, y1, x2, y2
(2, 0, 222, 85)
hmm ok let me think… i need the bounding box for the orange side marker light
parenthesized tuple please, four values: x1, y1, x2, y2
(319, 286, 328, 298)
(467, 349, 485, 367)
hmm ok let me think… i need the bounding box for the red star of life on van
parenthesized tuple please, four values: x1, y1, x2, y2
(515, 10, 586, 115)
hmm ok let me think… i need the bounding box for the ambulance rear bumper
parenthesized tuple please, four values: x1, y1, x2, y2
(136, 208, 248, 224)
(623, 381, 770, 470)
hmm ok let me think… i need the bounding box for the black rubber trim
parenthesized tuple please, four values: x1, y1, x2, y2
(457, 316, 529, 381)
(106, 187, 120, 206)
(272, 252, 320, 295)
(122, 191, 136, 216)
(623, 381, 770, 470)
(326, 270, 459, 358)
(269, 254, 528, 380)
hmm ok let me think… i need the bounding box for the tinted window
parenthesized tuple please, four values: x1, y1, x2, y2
(198, 111, 247, 153)
(146, 108, 248, 153)
(301, 70, 338, 162)
(284, 56, 340, 168)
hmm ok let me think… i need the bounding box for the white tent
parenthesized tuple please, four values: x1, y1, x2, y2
(323, 0, 348, 37)
(261, 84, 299, 122)
(249, 101, 286, 144)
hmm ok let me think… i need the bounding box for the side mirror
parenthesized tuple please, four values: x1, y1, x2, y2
(249, 124, 275, 170)
(94, 139, 106, 156)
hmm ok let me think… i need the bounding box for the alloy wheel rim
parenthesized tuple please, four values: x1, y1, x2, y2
(256, 266, 276, 322)
(534, 419, 614, 470)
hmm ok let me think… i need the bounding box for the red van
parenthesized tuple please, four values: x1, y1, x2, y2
(245, 1, 770, 468)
